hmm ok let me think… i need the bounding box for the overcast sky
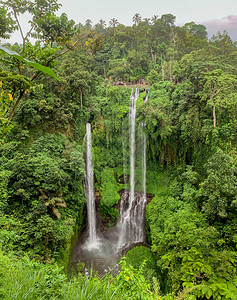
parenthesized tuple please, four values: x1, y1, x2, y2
(58, 0, 235, 25)
(2, 0, 237, 42)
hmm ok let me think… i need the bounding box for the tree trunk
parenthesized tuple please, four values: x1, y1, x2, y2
(213, 106, 216, 127)
(7, 90, 25, 125)
(104, 65, 106, 79)
(161, 63, 165, 81)
(169, 61, 173, 82)
(80, 89, 83, 109)
(150, 48, 157, 64)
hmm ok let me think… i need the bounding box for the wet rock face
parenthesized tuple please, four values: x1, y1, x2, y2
(146, 192, 155, 204)
(95, 190, 101, 210)
(116, 189, 153, 249)
(118, 174, 130, 184)
(117, 189, 154, 210)
(119, 190, 144, 210)
(120, 242, 151, 256)
(95, 188, 155, 230)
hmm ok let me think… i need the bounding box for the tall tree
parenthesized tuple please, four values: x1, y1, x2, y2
(109, 18, 119, 27)
(1, 0, 81, 127)
(200, 69, 237, 127)
(132, 13, 142, 25)
(0, 6, 16, 39)
(98, 19, 106, 29)
(85, 19, 92, 29)
(151, 15, 159, 24)
(183, 22, 207, 39)
(160, 13, 176, 26)
(143, 18, 150, 25)
(109, 18, 119, 36)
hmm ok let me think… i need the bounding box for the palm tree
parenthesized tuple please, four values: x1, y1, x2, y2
(151, 15, 159, 24)
(143, 18, 150, 25)
(75, 23, 84, 30)
(109, 18, 119, 35)
(109, 18, 119, 28)
(99, 19, 107, 29)
(132, 13, 141, 25)
(85, 19, 92, 29)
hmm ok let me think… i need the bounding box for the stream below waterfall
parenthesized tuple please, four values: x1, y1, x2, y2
(70, 232, 119, 276)
(69, 189, 154, 276)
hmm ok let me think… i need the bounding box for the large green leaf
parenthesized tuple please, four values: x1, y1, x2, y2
(0, 45, 60, 81)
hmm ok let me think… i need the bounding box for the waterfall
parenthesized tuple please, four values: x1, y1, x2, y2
(117, 88, 147, 249)
(129, 88, 139, 213)
(142, 90, 148, 203)
(122, 118, 129, 187)
(142, 125, 146, 201)
(138, 122, 147, 242)
(84, 123, 100, 249)
(144, 90, 149, 103)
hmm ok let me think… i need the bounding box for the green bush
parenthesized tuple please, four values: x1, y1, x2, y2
(0, 133, 85, 262)
(126, 246, 158, 284)
(0, 251, 157, 300)
(99, 168, 121, 226)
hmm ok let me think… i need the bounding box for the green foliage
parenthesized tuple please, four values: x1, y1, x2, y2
(147, 196, 211, 255)
(126, 246, 156, 270)
(33, 12, 79, 44)
(0, 7, 15, 38)
(146, 193, 237, 296)
(99, 168, 120, 225)
(0, 251, 159, 299)
(91, 86, 130, 172)
(126, 246, 158, 284)
(0, 46, 59, 80)
(0, 69, 32, 135)
(201, 149, 237, 220)
(147, 69, 160, 85)
(108, 59, 131, 82)
(0, 133, 85, 261)
(146, 161, 237, 297)
(146, 168, 170, 195)
(183, 22, 208, 39)
(180, 248, 237, 299)
(0, 251, 66, 299)
(0, 3, 237, 299)
(116, 258, 154, 299)
(0, 170, 10, 213)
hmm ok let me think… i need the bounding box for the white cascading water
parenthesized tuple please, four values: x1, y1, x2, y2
(137, 122, 147, 242)
(142, 125, 146, 202)
(144, 90, 149, 103)
(84, 123, 100, 249)
(129, 88, 138, 216)
(117, 88, 147, 249)
(122, 118, 129, 187)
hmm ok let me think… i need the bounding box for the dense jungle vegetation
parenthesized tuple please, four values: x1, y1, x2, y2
(0, 0, 237, 299)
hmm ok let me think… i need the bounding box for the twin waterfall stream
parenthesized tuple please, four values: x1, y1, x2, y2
(72, 88, 148, 274)
(117, 88, 147, 249)
(83, 123, 100, 250)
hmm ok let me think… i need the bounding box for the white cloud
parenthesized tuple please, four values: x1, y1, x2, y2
(202, 15, 237, 40)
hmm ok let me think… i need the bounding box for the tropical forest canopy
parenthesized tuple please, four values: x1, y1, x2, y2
(0, 0, 237, 299)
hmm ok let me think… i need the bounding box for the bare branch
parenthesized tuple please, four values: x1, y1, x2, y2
(13, 8, 24, 42)
(7, 90, 25, 125)
(25, 12, 43, 41)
